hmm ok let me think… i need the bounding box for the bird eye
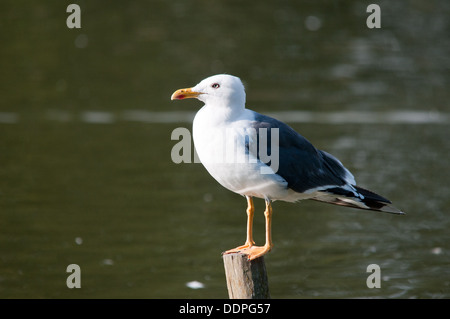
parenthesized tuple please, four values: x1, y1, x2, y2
(211, 83, 220, 89)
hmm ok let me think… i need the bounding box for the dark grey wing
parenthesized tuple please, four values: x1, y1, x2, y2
(247, 111, 351, 193)
(247, 111, 404, 215)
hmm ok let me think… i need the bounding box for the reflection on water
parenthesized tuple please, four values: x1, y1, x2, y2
(1, 1, 449, 298)
(0, 113, 19, 124)
(2, 110, 449, 125)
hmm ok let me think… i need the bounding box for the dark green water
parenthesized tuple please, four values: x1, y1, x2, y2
(1, 1, 449, 298)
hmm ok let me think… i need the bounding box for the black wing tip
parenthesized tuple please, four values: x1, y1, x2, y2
(314, 185, 406, 215)
(353, 185, 406, 215)
(353, 185, 391, 204)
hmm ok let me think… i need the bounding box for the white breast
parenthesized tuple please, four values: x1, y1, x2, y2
(192, 107, 289, 200)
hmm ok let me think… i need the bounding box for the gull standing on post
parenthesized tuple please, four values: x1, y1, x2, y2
(171, 74, 404, 261)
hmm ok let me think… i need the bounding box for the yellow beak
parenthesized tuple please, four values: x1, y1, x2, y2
(170, 87, 202, 100)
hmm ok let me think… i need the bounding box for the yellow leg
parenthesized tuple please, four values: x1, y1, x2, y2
(244, 199, 273, 260)
(223, 196, 255, 254)
(223, 198, 273, 261)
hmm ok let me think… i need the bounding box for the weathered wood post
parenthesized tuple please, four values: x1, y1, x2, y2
(222, 252, 270, 299)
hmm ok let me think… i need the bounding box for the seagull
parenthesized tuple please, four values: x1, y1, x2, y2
(171, 74, 404, 261)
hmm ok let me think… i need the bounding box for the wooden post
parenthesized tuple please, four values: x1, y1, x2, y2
(222, 252, 270, 299)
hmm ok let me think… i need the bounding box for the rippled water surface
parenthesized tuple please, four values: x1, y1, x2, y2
(1, 1, 449, 298)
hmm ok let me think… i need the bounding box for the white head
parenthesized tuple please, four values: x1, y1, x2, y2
(171, 74, 246, 111)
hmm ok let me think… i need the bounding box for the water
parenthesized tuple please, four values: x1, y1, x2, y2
(1, 1, 449, 298)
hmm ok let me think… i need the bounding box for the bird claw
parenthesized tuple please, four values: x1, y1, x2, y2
(223, 244, 271, 261)
(222, 241, 255, 255)
(242, 245, 271, 260)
